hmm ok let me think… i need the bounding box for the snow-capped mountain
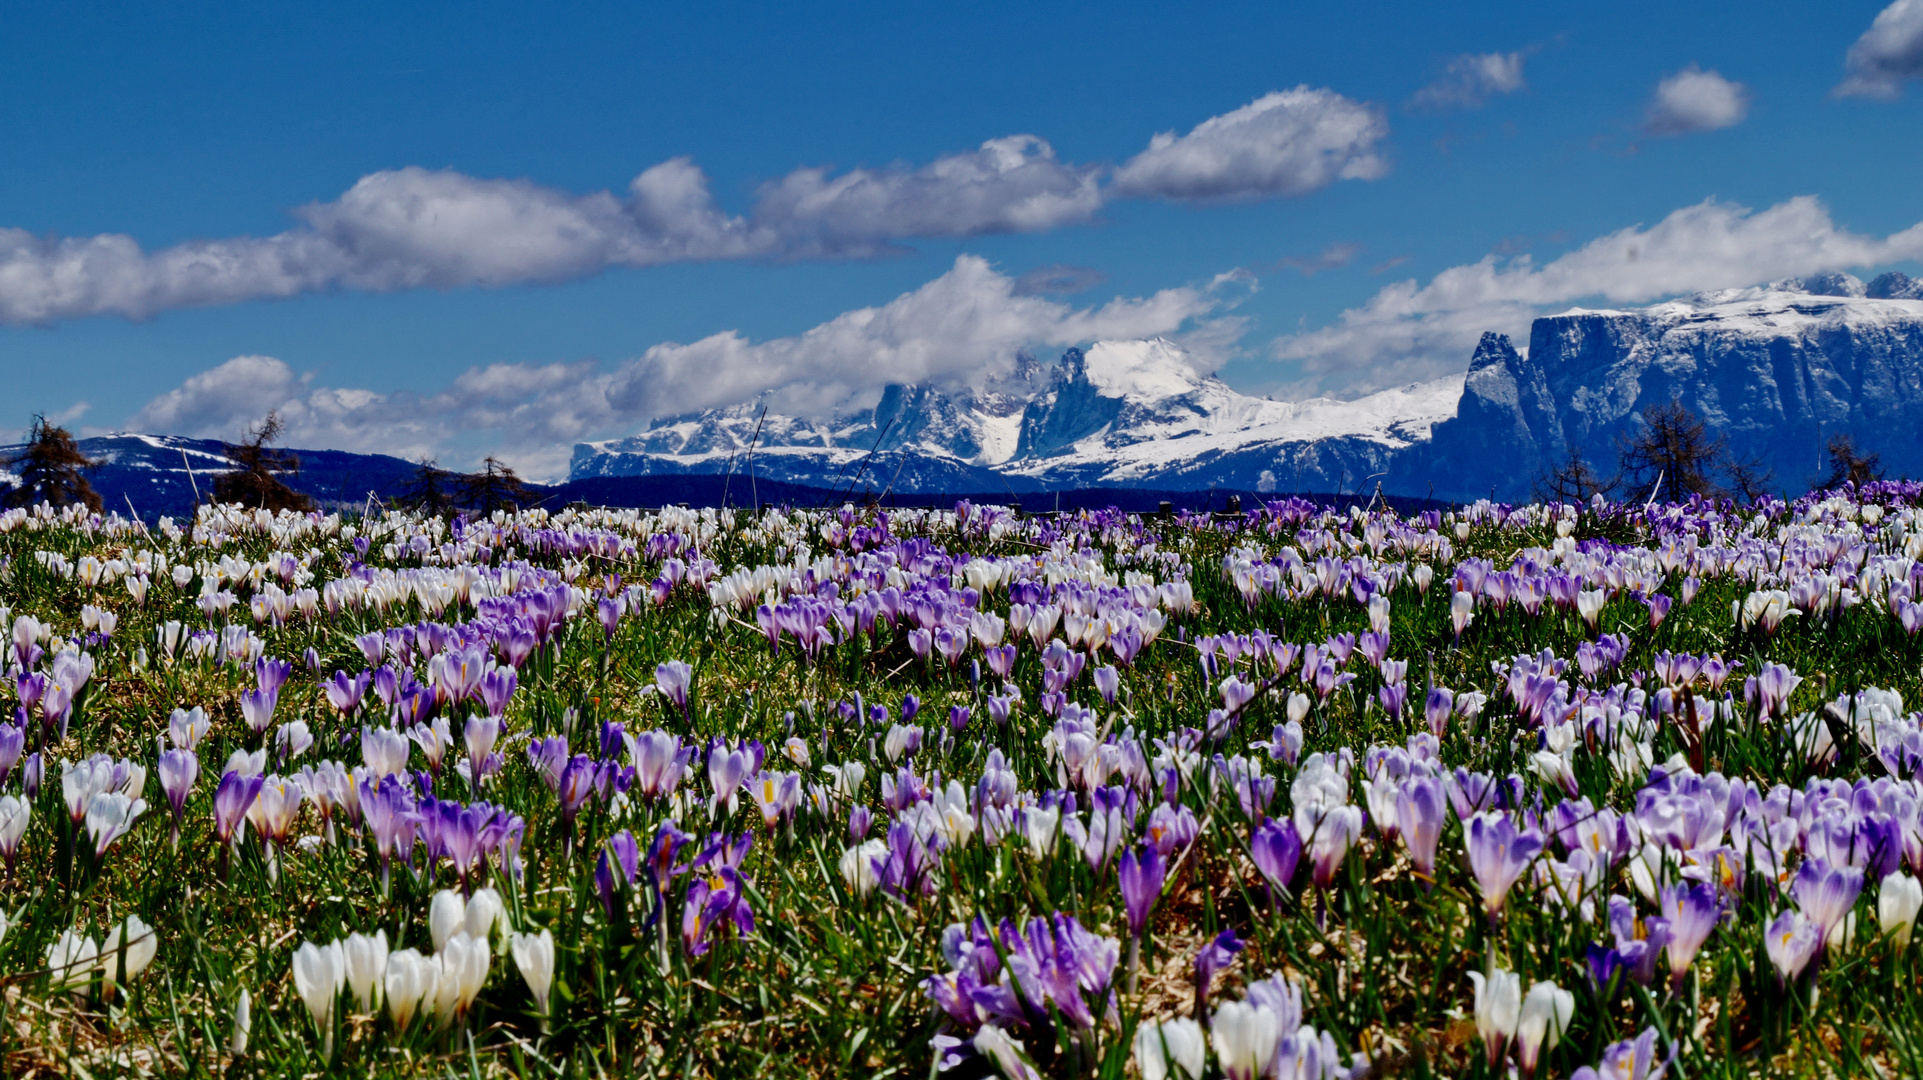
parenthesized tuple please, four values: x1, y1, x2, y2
(1408, 272, 1923, 501)
(571, 339, 1464, 496)
(0, 433, 420, 517)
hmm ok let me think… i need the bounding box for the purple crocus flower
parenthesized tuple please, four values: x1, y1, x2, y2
(1792, 857, 1865, 950)
(21, 753, 42, 798)
(706, 741, 752, 814)
(1424, 687, 1454, 739)
(1250, 818, 1302, 896)
(1118, 845, 1164, 940)
(1585, 942, 1626, 994)
(1752, 662, 1801, 717)
(1144, 802, 1199, 857)
(645, 820, 695, 918)
(526, 736, 570, 792)
(847, 805, 874, 843)
(322, 670, 371, 716)
(655, 661, 693, 711)
(1765, 908, 1821, 984)
(1466, 811, 1544, 921)
(1658, 881, 1720, 988)
(14, 672, 45, 712)
(354, 631, 385, 668)
(631, 730, 690, 799)
(254, 656, 293, 696)
(1304, 805, 1364, 891)
(682, 866, 755, 956)
(596, 829, 642, 918)
(0, 722, 23, 788)
(1192, 929, 1244, 1019)
(1396, 774, 1446, 886)
(557, 754, 599, 828)
(237, 686, 279, 736)
(213, 770, 263, 846)
(476, 668, 518, 717)
(598, 720, 628, 762)
(360, 774, 419, 891)
(157, 748, 198, 844)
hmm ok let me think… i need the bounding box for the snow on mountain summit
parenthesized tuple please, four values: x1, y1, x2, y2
(572, 338, 1460, 494)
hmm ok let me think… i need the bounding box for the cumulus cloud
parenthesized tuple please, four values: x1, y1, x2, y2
(127, 256, 1231, 478)
(1837, 0, 1923, 98)
(0, 91, 1388, 326)
(1644, 66, 1750, 135)
(0, 162, 766, 325)
(1274, 195, 1923, 392)
(750, 137, 1103, 256)
(1110, 88, 1389, 203)
(1409, 52, 1527, 110)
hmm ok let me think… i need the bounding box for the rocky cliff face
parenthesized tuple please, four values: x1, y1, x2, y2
(1406, 275, 1923, 501)
(572, 339, 1463, 496)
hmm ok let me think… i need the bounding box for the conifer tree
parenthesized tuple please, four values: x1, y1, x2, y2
(398, 457, 459, 515)
(458, 456, 539, 516)
(1617, 400, 1728, 503)
(4, 415, 102, 511)
(214, 411, 314, 511)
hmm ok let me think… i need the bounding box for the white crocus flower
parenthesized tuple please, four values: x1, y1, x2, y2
(1467, 968, 1522, 1068)
(1515, 979, 1574, 1077)
(383, 948, 438, 1034)
(290, 940, 346, 1057)
(1134, 1017, 1207, 1080)
(429, 889, 467, 952)
(510, 929, 556, 1022)
(1882, 872, 1923, 949)
(1211, 1000, 1280, 1080)
(342, 930, 390, 1014)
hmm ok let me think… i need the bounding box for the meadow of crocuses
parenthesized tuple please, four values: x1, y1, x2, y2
(2, 486, 1922, 1078)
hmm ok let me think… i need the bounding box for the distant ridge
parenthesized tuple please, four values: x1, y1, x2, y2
(572, 338, 1462, 497)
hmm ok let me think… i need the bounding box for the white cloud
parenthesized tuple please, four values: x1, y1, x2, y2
(1110, 88, 1389, 203)
(0, 164, 763, 325)
(126, 256, 1232, 479)
(1839, 0, 1923, 98)
(750, 137, 1103, 255)
(1644, 66, 1750, 135)
(1409, 52, 1527, 110)
(1274, 195, 1923, 392)
(0, 92, 1385, 326)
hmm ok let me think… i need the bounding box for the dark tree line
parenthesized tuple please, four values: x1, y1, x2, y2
(396, 455, 539, 516)
(1533, 398, 1888, 505)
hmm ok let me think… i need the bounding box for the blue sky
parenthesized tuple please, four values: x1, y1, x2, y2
(5, 0, 1922, 476)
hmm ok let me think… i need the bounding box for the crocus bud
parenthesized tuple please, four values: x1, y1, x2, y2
(291, 940, 346, 1057)
(230, 988, 251, 1057)
(429, 890, 466, 953)
(839, 840, 885, 898)
(383, 948, 437, 1034)
(1133, 1017, 1206, 1080)
(1882, 872, 1923, 950)
(1468, 968, 1521, 1068)
(464, 887, 504, 951)
(1515, 979, 1574, 1077)
(510, 929, 556, 1020)
(342, 930, 390, 1014)
(99, 915, 158, 987)
(1211, 1001, 1279, 1080)
(1285, 692, 1310, 727)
